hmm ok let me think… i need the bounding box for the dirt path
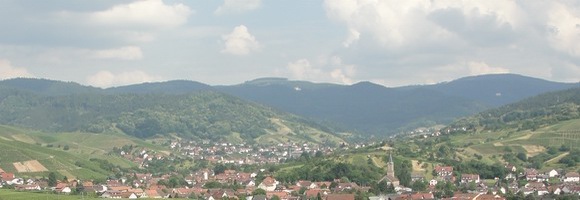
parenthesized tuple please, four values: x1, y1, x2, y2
(545, 152, 570, 164)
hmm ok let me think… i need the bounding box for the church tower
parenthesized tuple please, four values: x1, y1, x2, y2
(380, 153, 399, 187)
(386, 153, 395, 177)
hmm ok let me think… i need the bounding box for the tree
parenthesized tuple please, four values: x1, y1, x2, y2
(48, 172, 57, 187)
(252, 188, 266, 195)
(516, 152, 527, 161)
(271, 195, 281, 200)
(63, 145, 70, 150)
(411, 180, 427, 192)
(213, 164, 226, 174)
(315, 151, 324, 158)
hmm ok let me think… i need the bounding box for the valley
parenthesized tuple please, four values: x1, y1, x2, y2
(0, 76, 579, 199)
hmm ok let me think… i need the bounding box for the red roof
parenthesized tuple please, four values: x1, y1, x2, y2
(1, 172, 14, 181)
(435, 166, 453, 172)
(326, 194, 355, 200)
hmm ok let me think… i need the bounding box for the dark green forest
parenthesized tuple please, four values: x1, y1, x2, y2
(0, 86, 332, 141)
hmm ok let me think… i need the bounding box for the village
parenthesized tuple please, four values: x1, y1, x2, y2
(0, 138, 579, 200)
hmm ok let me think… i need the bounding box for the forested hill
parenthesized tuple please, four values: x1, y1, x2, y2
(0, 85, 343, 144)
(449, 87, 580, 131)
(217, 74, 578, 135)
(1, 74, 577, 137)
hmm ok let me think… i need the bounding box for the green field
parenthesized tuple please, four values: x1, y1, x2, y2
(0, 189, 189, 200)
(0, 190, 92, 200)
(0, 125, 170, 179)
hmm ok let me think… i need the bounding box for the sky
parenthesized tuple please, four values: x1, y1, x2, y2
(0, 0, 579, 88)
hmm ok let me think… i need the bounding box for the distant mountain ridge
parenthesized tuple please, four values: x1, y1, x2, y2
(1, 74, 577, 137)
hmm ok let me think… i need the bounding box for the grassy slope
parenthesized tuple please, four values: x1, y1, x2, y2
(0, 125, 168, 179)
(445, 118, 580, 170)
(255, 118, 345, 145)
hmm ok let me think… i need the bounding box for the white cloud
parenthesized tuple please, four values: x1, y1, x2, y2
(91, 0, 193, 29)
(287, 56, 357, 84)
(343, 28, 360, 47)
(546, 2, 580, 57)
(221, 25, 260, 55)
(215, 0, 261, 15)
(90, 46, 143, 60)
(37, 46, 144, 62)
(86, 70, 161, 88)
(0, 59, 34, 79)
(287, 59, 322, 79)
(467, 61, 510, 76)
(324, 0, 524, 49)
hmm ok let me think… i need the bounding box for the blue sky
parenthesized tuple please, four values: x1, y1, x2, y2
(0, 0, 579, 87)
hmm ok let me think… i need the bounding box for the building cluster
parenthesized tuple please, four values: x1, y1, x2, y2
(172, 140, 336, 165)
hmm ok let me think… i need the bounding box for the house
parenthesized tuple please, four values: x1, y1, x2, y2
(434, 166, 453, 177)
(460, 174, 480, 184)
(326, 193, 355, 200)
(144, 189, 162, 199)
(314, 181, 332, 189)
(304, 189, 328, 198)
(475, 194, 506, 200)
(15, 184, 41, 191)
(121, 192, 139, 199)
(266, 191, 290, 200)
(547, 169, 559, 177)
(429, 179, 437, 186)
(411, 174, 425, 182)
(1, 172, 15, 183)
(524, 168, 538, 181)
(505, 164, 517, 172)
(101, 190, 123, 198)
(563, 172, 579, 182)
(297, 180, 316, 189)
(397, 192, 435, 200)
(536, 187, 549, 196)
(258, 177, 279, 192)
(252, 195, 267, 200)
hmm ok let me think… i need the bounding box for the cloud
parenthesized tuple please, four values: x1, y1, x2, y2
(545, 2, 580, 57)
(0, 59, 34, 79)
(287, 59, 321, 79)
(467, 61, 510, 75)
(90, 0, 193, 29)
(90, 46, 143, 60)
(324, 0, 527, 49)
(215, 0, 261, 15)
(86, 70, 161, 88)
(221, 25, 260, 55)
(36, 46, 144, 62)
(323, 0, 580, 86)
(551, 62, 580, 83)
(343, 28, 360, 47)
(287, 56, 356, 84)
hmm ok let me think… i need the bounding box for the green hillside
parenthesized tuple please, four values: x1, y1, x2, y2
(0, 125, 158, 179)
(449, 87, 580, 132)
(0, 86, 344, 144)
(398, 87, 580, 171)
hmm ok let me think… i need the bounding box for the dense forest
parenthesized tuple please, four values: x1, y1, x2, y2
(0, 86, 335, 141)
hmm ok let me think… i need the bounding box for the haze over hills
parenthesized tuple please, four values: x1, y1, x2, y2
(0, 73, 577, 138)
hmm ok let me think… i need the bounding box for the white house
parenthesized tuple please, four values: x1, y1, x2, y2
(258, 177, 278, 192)
(563, 172, 580, 182)
(548, 169, 559, 178)
(429, 179, 438, 186)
